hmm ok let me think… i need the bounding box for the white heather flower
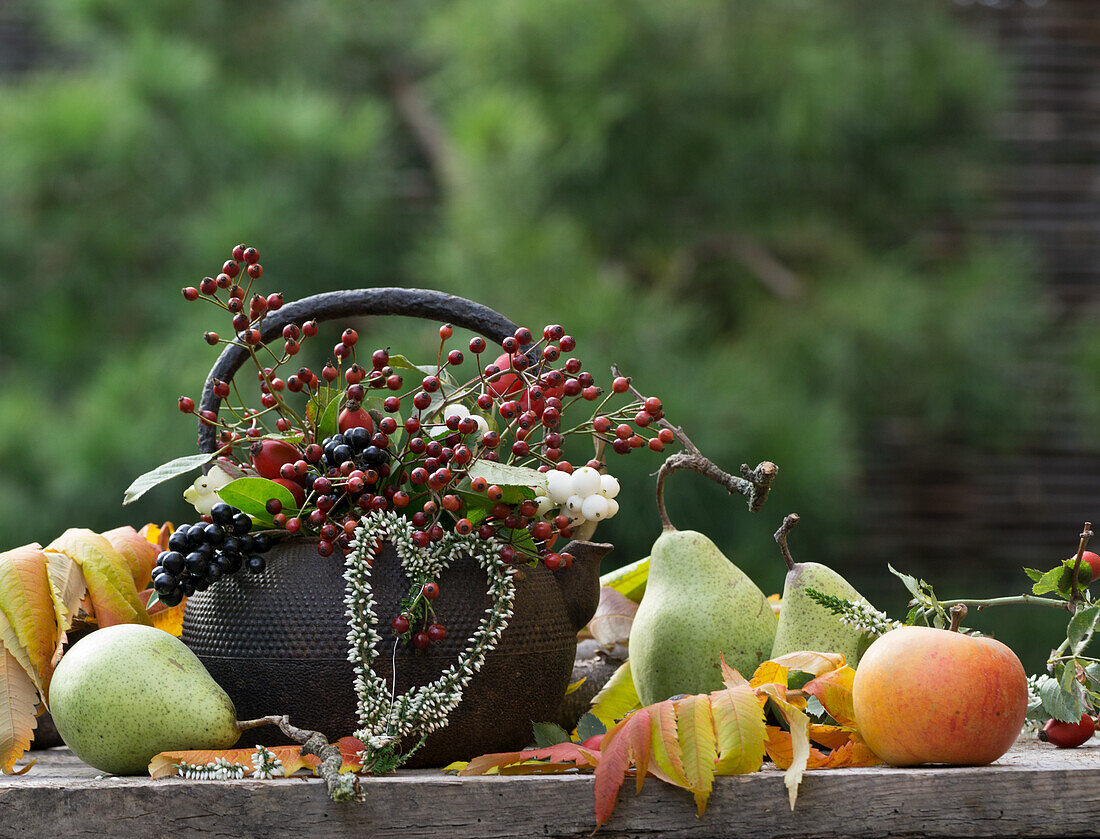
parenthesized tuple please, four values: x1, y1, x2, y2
(183, 465, 234, 516)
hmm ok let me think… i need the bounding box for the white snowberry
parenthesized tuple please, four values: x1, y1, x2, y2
(580, 494, 610, 521)
(599, 474, 620, 499)
(570, 466, 602, 498)
(565, 494, 585, 515)
(546, 470, 573, 504)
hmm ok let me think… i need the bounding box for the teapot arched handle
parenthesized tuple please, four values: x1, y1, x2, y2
(196, 287, 519, 454)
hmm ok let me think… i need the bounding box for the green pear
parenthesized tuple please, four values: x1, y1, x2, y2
(50, 624, 241, 774)
(629, 529, 777, 706)
(770, 513, 870, 665)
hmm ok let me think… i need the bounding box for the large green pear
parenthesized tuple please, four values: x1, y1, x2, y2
(629, 529, 777, 706)
(770, 514, 871, 665)
(50, 624, 241, 774)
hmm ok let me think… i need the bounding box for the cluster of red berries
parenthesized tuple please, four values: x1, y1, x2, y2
(177, 244, 675, 572)
(391, 580, 448, 650)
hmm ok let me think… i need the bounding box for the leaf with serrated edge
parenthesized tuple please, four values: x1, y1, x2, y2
(0, 647, 38, 773)
(710, 681, 766, 775)
(590, 659, 641, 730)
(45, 549, 87, 650)
(0, 611, 36, 694)
(0, 545, 57, 693)
(593, 707, 651, 830)
(649, 699, 689, 787)
(102, 526, 160, 591)
(676, 694, 717, 815)
(124, 453, 214, 505)
(46, 530, 151, 629)
(802, 667, 858, 728)
(1069, 606, 1100, 649)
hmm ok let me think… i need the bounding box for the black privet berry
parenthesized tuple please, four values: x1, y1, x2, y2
(160, 591, 184, 607)
(222, 536, 243, 556)
(185, 551, 208, 573)
(210, 503, 236, 526)
(168, 529, 190, 553)
(345, 427, 371, 451)
(160, 551, 185, 576)
(179, 580, 196, 597)
(232, 512, 252, 535)
(251, 533, 272, 553)
(203, 523, 226, 545)
(330, 444, 353, 465)
(360, 446, 388, 468)
(246, 556, 267, 575)
(237, 534, 256, 554)
(192, 577, 211, 592)
(205, 563, 224, 582)
(152, 573, 177, 594)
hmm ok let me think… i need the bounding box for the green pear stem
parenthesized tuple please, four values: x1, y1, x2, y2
(948, 604, 967, 632)
(234, 714, 359, 802)
(774, 513, 800, 572)
(655, 452, 778, 531)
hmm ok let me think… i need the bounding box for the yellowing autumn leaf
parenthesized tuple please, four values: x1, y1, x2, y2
(46, 530, 151, 628)
(589, 659, 641, 730)
(0, 545, 58, 692)
(710, 680, 766, 775)
(587, 587, 638, 651)
(676, 694, 717, 815)
(0, 648, 38, 774)
(768, 650, 846, 678)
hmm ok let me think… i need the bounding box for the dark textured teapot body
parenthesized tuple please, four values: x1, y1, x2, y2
(181, 537, 606, 766)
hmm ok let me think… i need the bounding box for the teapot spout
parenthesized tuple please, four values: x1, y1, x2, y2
(555, 540, 612, 632)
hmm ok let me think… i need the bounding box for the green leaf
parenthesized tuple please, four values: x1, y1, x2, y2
(1041, 664, 1089, 723)
(887, 564, 924, 600)
(466, 461, 548, 492)
(590, 660, 642, 729)
(1032, 565, 1066, 597)
(1069, 606, 1100, 649)
(531, 721, 571, 748)
(1086, 662, 1100, 688)
(318, 391, 347, 441)
(1023, 568, 1044, 582)
(218, 477, 298, 526)
(576, 713, 606, 743)
(123, 453, 215, 505)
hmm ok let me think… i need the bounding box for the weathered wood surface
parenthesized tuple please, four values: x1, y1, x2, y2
(3, 736, 1099, 839)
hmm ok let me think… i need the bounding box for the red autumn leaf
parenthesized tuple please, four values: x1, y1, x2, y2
(593, 707, 651, 830)
(803, 666, 857, 727)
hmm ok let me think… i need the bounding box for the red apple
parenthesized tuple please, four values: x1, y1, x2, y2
(852, 625, 1027, 766)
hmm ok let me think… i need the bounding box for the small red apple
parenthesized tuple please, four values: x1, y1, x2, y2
(852, 625, 1027, 766)
(1078, 551, 1100, 585)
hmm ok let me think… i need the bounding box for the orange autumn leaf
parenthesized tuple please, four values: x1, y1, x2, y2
(46, 529, 151, 628)
(763, 725, 829, 770)
(138, 589, 187, 638)
(139, 522, 173, 553)
(0, 544, 58, 693)
(594, 707, 652, 830)
(808, 724, 856, 751)
(458, 742, 598, 776)
(803, 666, 857, 727)
(102, 526, 160, 592)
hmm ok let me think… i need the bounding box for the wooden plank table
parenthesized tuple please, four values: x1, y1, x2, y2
(1, 735, 1095, 839)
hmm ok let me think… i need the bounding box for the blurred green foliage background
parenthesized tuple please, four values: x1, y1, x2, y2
(0, 0, 1073, 669)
